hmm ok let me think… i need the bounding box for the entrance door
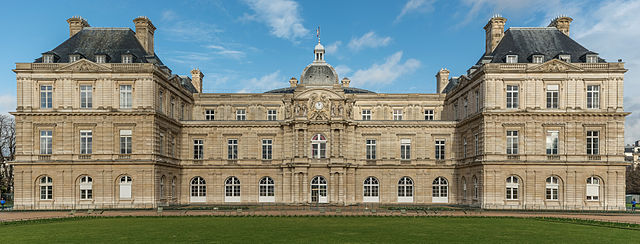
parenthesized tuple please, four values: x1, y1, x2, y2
(311, 176, 328, 203)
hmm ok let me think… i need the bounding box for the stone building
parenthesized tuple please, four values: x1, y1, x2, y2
(10, 15, 629, 210)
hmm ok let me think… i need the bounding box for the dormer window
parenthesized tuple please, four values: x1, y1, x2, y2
(95, 55, 106, 63)
(122, 54, 133, 64)
(506, 55, 518, 64)
(532, 55, 544, 63)
(69, 54, 80, 63)
(559, 55, 571, 63)
(586, 54, 598, 63)
(43, 54, 54, 63)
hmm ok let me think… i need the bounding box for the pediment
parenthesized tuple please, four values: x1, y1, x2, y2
(527, 59, 583, 72)
(57, 59, 112, 72)
(295, 88, 344, 100)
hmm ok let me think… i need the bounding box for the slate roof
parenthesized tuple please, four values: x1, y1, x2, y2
(176, 75, 199, 93)
(265, 87, 375, 94)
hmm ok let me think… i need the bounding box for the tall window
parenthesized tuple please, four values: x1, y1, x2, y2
(424, 109, 434, 120)
(400, 139, 411, 160)
(40, 85, 52, 109)
(586, 176, 600, 201)
(190, 176, 206, 202)
(475, 90, 480, 112)
(462, 177, 467, 200)
(80, 85, 92, 108)
(80, 130, 92, 154)
(40, 130, 52, 155)
(40, 176, 53, 200)
(205, 109, 215, 120)
(158, 91, 164, 113)
(79, 176, 92, 200)
(171, 177, 177, 198)
(180, 104, 185, 120)
(586, 131, 599, 155)
(473, 176, 479, 199)
(398, 177, 413, 201)
(506, 130, 518, 155)
(228, 139, 238, 160)
(463, 138, 468, 158)
(474, 134, 479, 155)
(587, 85, 600, 109)
(225, 176, 241, 198)
(393, 109, 403, 120)
(119, 85, 132, 109)
(310, 176, 328, 203)
(546, 131, 558, 155)
(506, 176, 519, 200)
(193, 139, 203, 159)
(362, 109, 371, 120)
(546, 85, 559, 108)
(170, 97, 175, 118)
(435, 139, 445, 160)
(506, 85, 519, 109)
(236, 109, 246, 120)
(262, 139, 272, 160)
(363, 177, 379, 202)
(463, 97, 468, 118)
(159, 133, 164, 155)
(311, 134, 327, 159)
(267, 110, 277, 121)
(366, 139, 376, 160)
(453, 104, 458, 120)
(168, 135, 175, 157)
(120, 130, 132, 154)
(545, 176, 559, 200)
(259, 177, 275, 197)
(119, 176, 132, 199)
(432, 177, 448, 201)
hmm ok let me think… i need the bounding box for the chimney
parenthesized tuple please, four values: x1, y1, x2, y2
(190, 68, 204, 93)
(289, 77, 298, 87)
(548, 16, 573, 36)
(67, 16, 90, 37)
(341, 77, 351, 87)
(133, 16, 156, 55)
(436, 68, 450, 93)
(484, 15, 507, 55)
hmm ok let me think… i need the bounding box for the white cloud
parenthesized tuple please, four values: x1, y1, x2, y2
(205, 45, 247, 59)
(0, 94, 16, 116)
(334, 65, 352, 77)
(159, 13, 223, 43)
(161, 10, 178, 21)
(242, 0, 309, 41)
(348, 32, 392, 51)
(395, 0, 435, 23)
(238, 71, 285, 93)
(351, 51, 420, 87)
(326, 41, 341, 55)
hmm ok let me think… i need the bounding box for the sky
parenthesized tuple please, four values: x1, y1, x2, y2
(0, 0, 639, 143)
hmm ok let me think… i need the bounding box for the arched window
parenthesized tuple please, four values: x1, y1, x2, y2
(363, 176, 379, 202)
(259, 176, 275, 202)
(171, 176, 177, 199)
(462, 177, 467, 200)
(119, 176, 132, 199)
(160, 175, 166, 199)
(586, 176, 600, 201)
(79, 176, 92, 200)
(397, 176, 413, 202)
(545, 176, 559, 200)
(190, 176, 206, 202)
(311, 176, 328, 203)
(506, 176, 519, 200)
(40, 176, 53, 200)
(432, 177, 448, 203)
(473, 176, 479, 199)
(311, 134, 327, 159)
(225, 176, 241, 202)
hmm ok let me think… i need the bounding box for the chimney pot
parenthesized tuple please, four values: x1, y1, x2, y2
(484, 16, 507, 55)
(133, 16, 156, 55)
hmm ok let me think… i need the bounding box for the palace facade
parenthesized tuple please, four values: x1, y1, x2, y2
(10, 15, 629, 210)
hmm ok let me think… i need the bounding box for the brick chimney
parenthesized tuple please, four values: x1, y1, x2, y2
(341, 77, 351, 88)
(133, 16, 156, 55)
(190, 68, 204, 93)
(67, 16, 90, 37)
(484, 15, 507, 55)
(548, 16, 573, 36)
(436, 68, 450, 93)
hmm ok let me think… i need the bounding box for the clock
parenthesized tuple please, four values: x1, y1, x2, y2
(315, 101, 324, 110)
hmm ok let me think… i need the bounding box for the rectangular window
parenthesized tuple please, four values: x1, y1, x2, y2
(546, 131, 559, 155)
(119, 85, 132, 109)
(180, 104, 185, 120)
(533, 55, 544, 63)
(236, 109, 246, 121)
(80, 85, 92, 108)
(587, 131, 599, 155)
(170, 97, 175, 118)
(362, 109, 371, 120)
(463, 98, 468, 118)
(40, 85, 53, 109)
(400, 139, 411, 160)
(169, 135, 175, 157)
(587, 85, 600, 109)
(95, 55, 106, 63)
(159, 133, 164, 155)
(506, 85, 519, 109)
(69, 55, 79, 63)
(424, 110, 434, 120)
(262, 139, 272, 160)
(475, 90, 480, 112)
(158, 91, 163, 112)
(453, 104, 458, 120)
(366, 139, 376, 160)
(122, 55, 132, 63)
(435, 139, 445, 160)
(474, 133, 479, 155)
(506, 55, 518, 63)
(43, 54, 54, 63)
(80, 130, 92, 155)
(546, 85, 559, 109)
(228, 139, 238, 159)
(193, 139, 203, 160)
(586, 55, 598, 63)
(393, 109, 403, 120)
(120, 130, 132, 154)
(205, 109, 215, 120)
(40, 130, 52, 155)
(506, 130, 518, 155)
(267, 110, 277, 121)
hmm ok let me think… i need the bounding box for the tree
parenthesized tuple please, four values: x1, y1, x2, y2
(626, 165, 640, 194)
(0, 114, 15, 196)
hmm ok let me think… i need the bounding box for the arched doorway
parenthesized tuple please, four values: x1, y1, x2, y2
(310, 176, 328, 203)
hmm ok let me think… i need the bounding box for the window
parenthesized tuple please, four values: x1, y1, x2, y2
(311, 134, 327, 159)
(453, 104, 458, 120)
(40, 85, 52, 109)
(180, 104, 185, 120)
(506, 55, 518, 63)
(95, 55, 106, 63)
(400, 139, 411, 160)
(424, 109, 434, 120)
(532, 55, 544, 63)
(80, 130, 92, 154)
(193, 139, 203, 160)
(546, 85, 559, 108)
(475, 90, 480, 112)
(40, 176, 53, 200)
(122, 54, 133, 63)
(119, 176, 132, 199)
(80, 85, 92, 108)
(225, 176, 241, 201)
(586, 54, 598, 63)
(120, 130, 132, 154)
(168, 135, 175, 157)
(506, 85, 519, 109)
(119, 85, 132, 109)
(259, 177, 275, 202)
(363, 176, 379, 202)
(267, 110, 277, 121)
(398, 176, 414, 202)
(586, 176, 600, 201)
(474, 134, 479, 155)
(546, 131, 559, 155)
(171, 177, 177, 198)
(366, 139, 376, 160)
(227, 139, 238, 160)
(587, 131, 599, 155)
(205, 109, 215, 120)
(545, 176, 559, 200)
(432, 177, 448, 202)
(506, 130, 518, 155)
(587, 85, 600, 109)
(158, 91, 163, 112)
(435, 139, 445, 160)
(559, 55, 571, 63)
(473, 176, 479, 199)
(262, 139, 272, 160)
(40, 130, 52, 155)
(190, 176, 206, 202)
(506, 176, 519, 200)
(170, 97, 175, 118)
(393, 109, 403, 120)
(160, 176, 165, 198)
(43, 54, 54, 63)
(79, 176, 92, 200)
(362, 109, 371, 120)
(463, 138, 467, 158)
(310, 176, 328, 203)
(69, 54, 80, 63)
(462, 177, 467, 200)
(236, 109, 246, 120)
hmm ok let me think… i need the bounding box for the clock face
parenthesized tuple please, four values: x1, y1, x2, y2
(315, 101, 324, 110)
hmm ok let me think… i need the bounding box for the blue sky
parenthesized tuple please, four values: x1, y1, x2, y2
(1, 0, 639, 143)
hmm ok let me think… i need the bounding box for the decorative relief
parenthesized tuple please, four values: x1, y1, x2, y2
(57, 59, 110, 72)
(528, 59, 582, 73)
(307, 93, 330, 120)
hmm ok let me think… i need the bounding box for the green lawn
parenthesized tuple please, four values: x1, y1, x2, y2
(1, 216, 639, 243)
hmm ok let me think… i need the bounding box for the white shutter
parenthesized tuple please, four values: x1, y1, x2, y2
(120, 183, 132, 199)
(587, 185, 598, 197)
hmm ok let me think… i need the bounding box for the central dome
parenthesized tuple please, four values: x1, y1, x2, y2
(301, 64, 339, 86)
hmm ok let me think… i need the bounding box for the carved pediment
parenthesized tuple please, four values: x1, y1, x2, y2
(57, 59, 112, 72)
(527, 59, 583, 72)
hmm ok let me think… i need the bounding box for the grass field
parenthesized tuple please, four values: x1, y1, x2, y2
(1, 216, 639, 243)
